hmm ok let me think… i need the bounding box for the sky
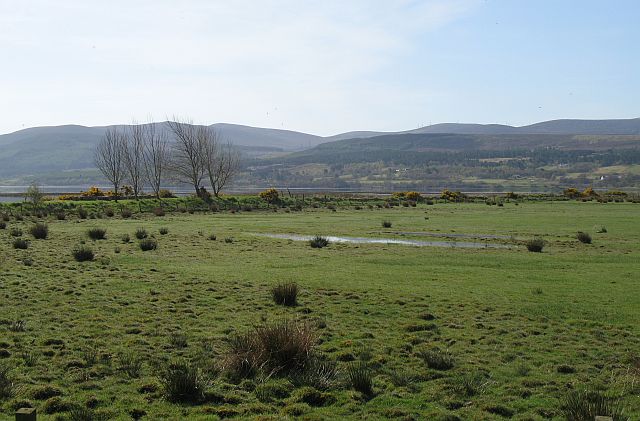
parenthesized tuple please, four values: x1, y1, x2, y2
(1, 0, 639, 136)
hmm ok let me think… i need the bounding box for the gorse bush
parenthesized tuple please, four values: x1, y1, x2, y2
(576, 232, 592, 244)
(347, 362, 374, 396)
(87, 227, 107, 240)
(135, 228, 147, 240)
(309, 235, 329, 248)
(160, 360, 207, 403)
(562, 390, 627, 421)
(271, 282, 298, 306)
(30, 222, 48, 239)
(139, 238, 157, 251)
(525, 238, 545, 253)
(12, 238, 29, 249)
(73, 245, 94, 262)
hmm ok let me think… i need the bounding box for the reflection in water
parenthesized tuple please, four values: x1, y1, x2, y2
(253, 233, 513, 249)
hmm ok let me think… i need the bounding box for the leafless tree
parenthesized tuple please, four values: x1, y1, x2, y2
(95, 127, 126, 200)
(166, 118, 205, 196)
(124, 121, 145, 199)
(142, 122, 169, 199)
(205, 139, 240, 197)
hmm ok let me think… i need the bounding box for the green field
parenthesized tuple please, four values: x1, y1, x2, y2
(1, 200, 639, 420)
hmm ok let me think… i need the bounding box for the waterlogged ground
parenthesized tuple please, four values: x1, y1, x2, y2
(0, 201, 639, 420)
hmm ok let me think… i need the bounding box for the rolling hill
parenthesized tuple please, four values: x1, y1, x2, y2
(1, 117, 639, 180)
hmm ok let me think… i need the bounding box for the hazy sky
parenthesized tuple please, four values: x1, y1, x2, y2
(1, 0, 639, 135)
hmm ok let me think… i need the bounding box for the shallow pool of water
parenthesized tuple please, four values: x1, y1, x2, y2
(253, 233, 513, 249)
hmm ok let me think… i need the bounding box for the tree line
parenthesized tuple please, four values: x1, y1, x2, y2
(94, 118, 239, 199)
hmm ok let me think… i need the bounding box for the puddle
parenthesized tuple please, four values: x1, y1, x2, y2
(391, 231, 515, 240)
(253, 233, 513, 249)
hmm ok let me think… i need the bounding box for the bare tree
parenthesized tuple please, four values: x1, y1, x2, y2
(95, 127, 126, 200)
(166, 118, 205, 196)
(124, 121, 145, 199)
(206, 139, 240, 197)
(142, 122, 169, 199)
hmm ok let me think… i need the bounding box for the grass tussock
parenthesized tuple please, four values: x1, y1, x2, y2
(139, 238, 158, 251)
(525, 237, 545, 252)
(87, 227, 107, 240)
(10, 228, 23, 237)
(418, 349, 455, 370)
(347, 362, 374, 397)
(576, 231, 592, 244)
(135, 228, 148, 240)
(73, 245, 94, 262)
(271, 282, 298, 306)
(223, 319, 317, 379)
(562, 390, 627, 421)
(382, 220, 392, 228)
(0, 364, 15, 399)
(309, 235, 329, 248)
(29, 222, 49, 239)
(12, 238, 29, 249)
(160, 360, 207, 403)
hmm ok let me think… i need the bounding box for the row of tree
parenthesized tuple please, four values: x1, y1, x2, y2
(94, 118, 240, 199)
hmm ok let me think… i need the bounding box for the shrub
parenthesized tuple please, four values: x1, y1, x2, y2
(158, 189, 175, 198)
(525, 238, 545, 253)
(159, 227, 169, 235)
(347, 362, 374, 396)
(139, 238, 157, 251)
(87, 228, 107, 240)
(309, 235, 329, 248)
(10, 228, 23, 237)
(121, 234, 131, 243)
(562, 390, 626, 421)
(30, 223, 49, 239)
(382, 220, 392, 228)
(271, 282, 298, 306)
(419, 349, 455, 370)
(576, 232, 592, 244)
(12, 238, 29, 250)
(0, 221, 5, 229)
(73, 245, 94, 262)
(153, 207, 165, 217)
(121, 208, 132, 218)
(135, 228, 147, 240)
(259, 188, 280, 204)
(0, 364, 14, 399)
(160, 360, 207, 403)
(77, 207, 88, 219)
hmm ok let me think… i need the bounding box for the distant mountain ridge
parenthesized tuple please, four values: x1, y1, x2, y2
(1, 117, 639, 178)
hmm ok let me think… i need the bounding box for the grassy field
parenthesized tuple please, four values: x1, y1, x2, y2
(0, 200, 639, 420)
